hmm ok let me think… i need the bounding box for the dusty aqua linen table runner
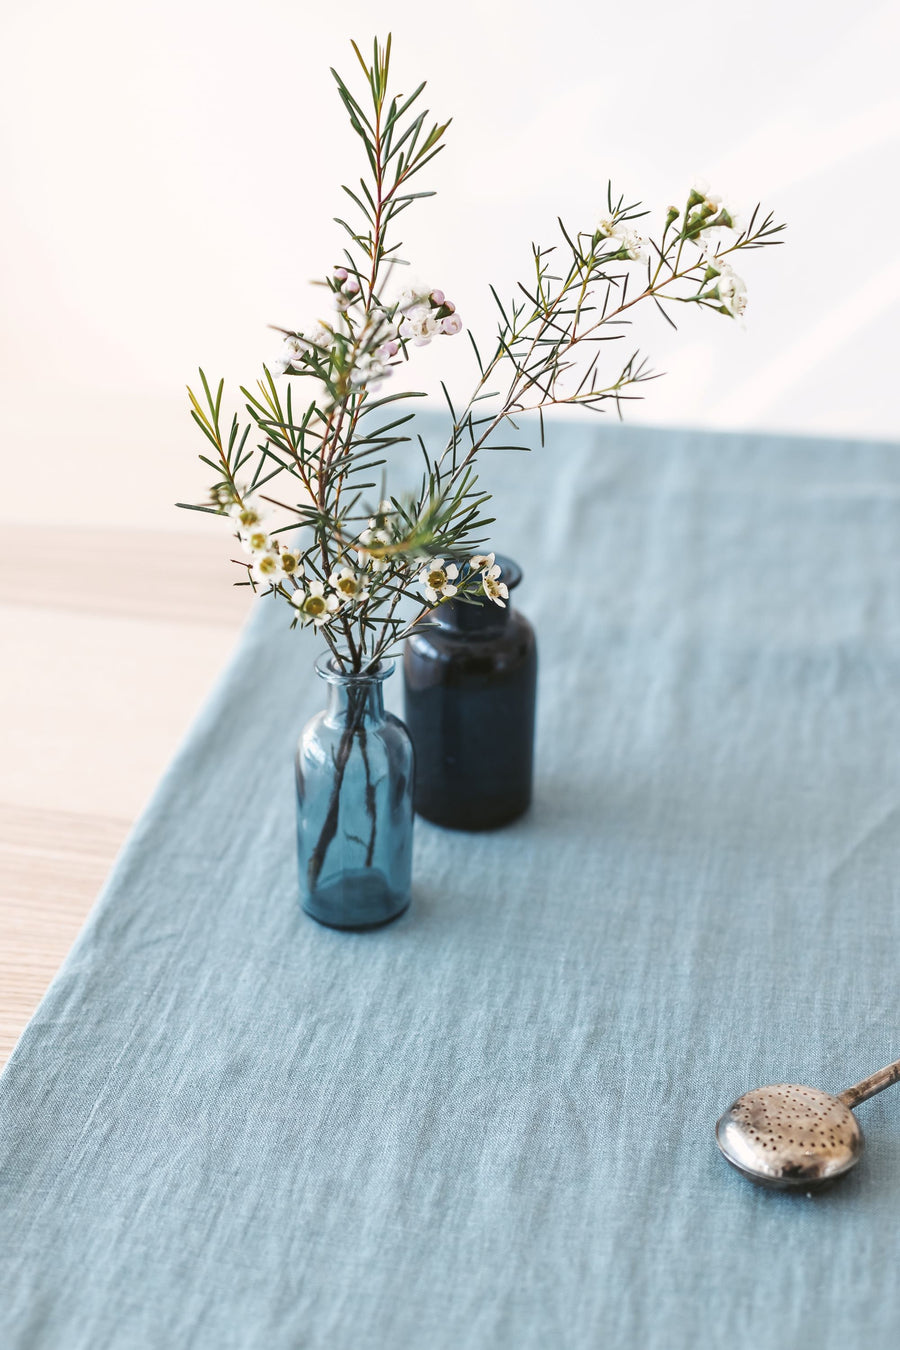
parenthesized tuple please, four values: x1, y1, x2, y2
(2, 419, 900, 1349)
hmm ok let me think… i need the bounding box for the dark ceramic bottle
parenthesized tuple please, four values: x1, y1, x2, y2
(403, 557, 536, 830)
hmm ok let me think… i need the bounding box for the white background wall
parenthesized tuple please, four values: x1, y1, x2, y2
(1, 0, 898, 532)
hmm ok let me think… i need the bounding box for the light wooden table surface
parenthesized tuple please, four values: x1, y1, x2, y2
(0, 525, 251, 1066)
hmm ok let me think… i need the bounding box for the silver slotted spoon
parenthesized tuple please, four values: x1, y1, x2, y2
(716, 1057, 900, 1190)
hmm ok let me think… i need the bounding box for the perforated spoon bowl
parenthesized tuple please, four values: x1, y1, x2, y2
(716, 1058, 900, 1190)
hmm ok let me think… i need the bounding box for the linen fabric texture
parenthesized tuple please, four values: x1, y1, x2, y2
(2, 419, 900, 1349)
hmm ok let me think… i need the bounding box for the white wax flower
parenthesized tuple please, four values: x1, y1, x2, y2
(715, 263, 748, 317)
(240, 527, 271, 556)
(717, 200, 741, 232)
(615, 228, 647, 262)
(269, 334, 306, 376)
(229, 496, 266, 531)
(399, 306, 442, 347)
(597, 220, 647, 261)
(482, 563, 509, 608)
(418, 559, 459, 603)
(357, 523, 391, 573)
(251, 551, 281, 586)
(303, 324, 332, 353)
(278, 546, 303, 580)
(329, 567, 370, 605)
(290, 579, 339, 627)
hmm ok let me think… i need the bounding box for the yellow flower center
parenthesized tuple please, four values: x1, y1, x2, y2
(248, 531, 267, 550)
(305, 595, 326, 616)
(338, 576, 357, 595)
(259, 556, 277, 575)
(427, 569, 446, 589)
(281, 554, 299, 574)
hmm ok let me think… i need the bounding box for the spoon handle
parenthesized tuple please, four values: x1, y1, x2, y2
(838, 1058, 900, 1109)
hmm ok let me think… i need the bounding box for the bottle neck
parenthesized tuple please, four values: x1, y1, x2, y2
(316, 654, 392, 725)
(325, 678, 386, 723)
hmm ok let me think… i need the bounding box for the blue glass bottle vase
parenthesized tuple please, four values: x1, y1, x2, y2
(296, 656, 414, 930)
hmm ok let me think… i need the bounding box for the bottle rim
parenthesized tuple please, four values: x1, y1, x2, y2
(314, 653, 395, 685)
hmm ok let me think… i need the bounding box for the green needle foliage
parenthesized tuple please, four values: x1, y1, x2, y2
(180, 35, 784, 673)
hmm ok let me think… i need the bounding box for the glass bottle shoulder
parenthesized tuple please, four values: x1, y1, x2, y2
(407, 607, 535, 664)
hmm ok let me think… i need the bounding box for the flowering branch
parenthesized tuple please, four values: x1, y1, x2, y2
(179, 37, 784, 674)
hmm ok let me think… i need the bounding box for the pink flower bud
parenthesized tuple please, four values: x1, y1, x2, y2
(441, 314, 463, 335)
(343, 277, 360, 295)
(430, 289, 445, 306)
(443, 301, 455, 314)
(334, 267, 348, 281)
